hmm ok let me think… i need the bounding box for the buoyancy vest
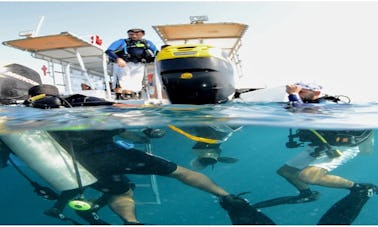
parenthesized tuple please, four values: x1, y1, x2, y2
(24, 94, 114, 109)
(115, 39, 155, 63)
(304, 95, 351, 104)
(295, 129, 373, 147)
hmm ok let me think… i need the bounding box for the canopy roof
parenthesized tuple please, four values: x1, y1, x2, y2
(2, 32, 105, 76)
(153, 22, 248, 57)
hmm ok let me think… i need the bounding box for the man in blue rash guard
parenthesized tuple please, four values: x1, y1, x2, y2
(105, 28, 157, 99)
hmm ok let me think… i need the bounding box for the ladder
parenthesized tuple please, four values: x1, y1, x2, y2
(133, 142, 162, 205)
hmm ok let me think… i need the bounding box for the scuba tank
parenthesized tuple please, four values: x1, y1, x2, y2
(0, 130, 97, 191)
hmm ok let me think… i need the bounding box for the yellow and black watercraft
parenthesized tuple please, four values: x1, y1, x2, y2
(156, 44, 237, 104)
(153, 17, 248, 104)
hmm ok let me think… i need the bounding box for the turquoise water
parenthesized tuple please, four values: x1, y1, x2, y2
(0, 102, 377, 225)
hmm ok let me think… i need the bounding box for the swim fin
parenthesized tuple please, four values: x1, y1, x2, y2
(75, 209, 110, 225)
(252, 191, 320, 209)
(124, 221, 144, 225)
(220, 194, 276, 224)
(318, 183, 376, 225)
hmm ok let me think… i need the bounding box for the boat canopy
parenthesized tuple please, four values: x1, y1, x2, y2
(3, 32, 106, 77)
(3, 32, 111, 97)
(153, 22, 248, 58)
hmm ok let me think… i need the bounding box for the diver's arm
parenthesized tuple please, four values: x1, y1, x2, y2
(146, 40, 158, 55)
(286, 84, 304, 107)
(105, 39, 126, 61)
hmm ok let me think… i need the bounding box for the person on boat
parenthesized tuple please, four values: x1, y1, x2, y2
(80, 83, 92, 90)
(13, 84, 275, 225)
(252, 82, 376, 224)
(105, 28, 157, 100)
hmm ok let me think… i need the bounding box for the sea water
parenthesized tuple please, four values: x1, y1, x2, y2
(0, 101, 377, 225)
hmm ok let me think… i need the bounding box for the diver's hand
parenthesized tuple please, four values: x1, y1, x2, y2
(117, 58, 127, 67)
(286, 84, 302, 95)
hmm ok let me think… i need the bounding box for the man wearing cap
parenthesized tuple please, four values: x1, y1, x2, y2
(252, 82, 376, 224)
(105, 28, 158, 99)
(286, 82, 323, 106)
(254, 82, 377, 218)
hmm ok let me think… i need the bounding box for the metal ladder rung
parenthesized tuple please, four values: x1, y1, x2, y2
(134, 143, 161, 205)
(135, 184, 153, 187)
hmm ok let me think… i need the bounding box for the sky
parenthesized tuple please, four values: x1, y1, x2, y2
(1, 1, 378, 103)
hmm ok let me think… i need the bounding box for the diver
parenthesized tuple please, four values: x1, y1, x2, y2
(191, 143, 238, 170)
(2, 84, 161, 224)
(47, 128, 275, 225)
(4, 84, 276, 225)
(168, 125, 240, 169)
(251, 82, 377, 224)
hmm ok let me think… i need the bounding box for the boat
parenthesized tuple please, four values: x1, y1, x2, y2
(153, 16, 249, 104)
(2, 31, 168, 106)
(0, 17, 265, 220)
(2, 16, 258, 105)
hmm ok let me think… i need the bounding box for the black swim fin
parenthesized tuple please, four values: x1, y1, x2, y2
(220, 194, 276, 225)
(318, 183, 376, 225)
(252, 191, 320, 209)
(75, 210, 110, 225)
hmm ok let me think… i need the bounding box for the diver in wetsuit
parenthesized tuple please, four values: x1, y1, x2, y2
(252, 82, 377, 224)
(168, 124, 240, 170)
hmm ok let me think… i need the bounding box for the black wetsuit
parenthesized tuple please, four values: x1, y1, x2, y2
(49, 130, 177, 194)
(23, 87, 178, 193)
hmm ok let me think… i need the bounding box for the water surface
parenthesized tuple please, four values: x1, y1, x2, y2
(0, 102, 377, 225)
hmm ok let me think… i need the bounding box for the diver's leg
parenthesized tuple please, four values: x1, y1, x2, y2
(298, 166, 354, 188)
(115, 149, 274, 224)
(278, 164, 319, 200)
(91, 175, 140, 224)
(250, 165, 319, 209)
(168, 166, 276, 225)
(168, 166, 228, 196)
(277, 164, 311, 192)
(278, 148, 319, 197)
(109, 188, 139, 224)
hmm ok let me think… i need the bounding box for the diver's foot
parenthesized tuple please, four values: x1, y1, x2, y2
(293, 190, 320, 203)
(44, 207, 65, 220)
(219, 193, 251, 211)
(349, 183, 377, 198)
(219, 193, 276, 225)
(142, 128, 166, 138)
(124, 221, 144, 225)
